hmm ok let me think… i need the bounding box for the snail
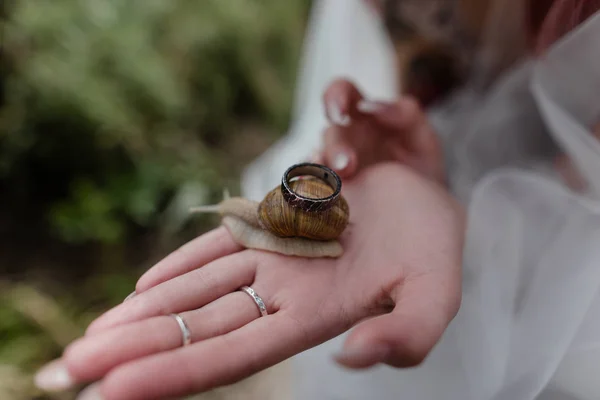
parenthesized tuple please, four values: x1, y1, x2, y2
(191, 163, 350, 258)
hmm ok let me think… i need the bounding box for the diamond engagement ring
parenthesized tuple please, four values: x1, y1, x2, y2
(239, 286, 268, 317)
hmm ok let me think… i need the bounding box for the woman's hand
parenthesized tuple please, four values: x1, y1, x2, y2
(316, 79, 446, 184)
(35, 164, 464, 400)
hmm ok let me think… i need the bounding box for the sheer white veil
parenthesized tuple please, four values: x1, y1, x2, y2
(241, 1, 600, 399)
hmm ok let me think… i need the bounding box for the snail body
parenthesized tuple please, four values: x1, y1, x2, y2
(191, 178, 349, 258)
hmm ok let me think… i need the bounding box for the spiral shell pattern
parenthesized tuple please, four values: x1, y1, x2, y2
(258, 178, 349, 240)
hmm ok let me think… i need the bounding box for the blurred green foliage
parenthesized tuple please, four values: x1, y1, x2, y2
(0, 1, 310, 398)
(0, 0, 310, 244)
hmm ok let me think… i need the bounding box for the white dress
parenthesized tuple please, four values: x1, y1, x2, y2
(241, 1, 600, 399)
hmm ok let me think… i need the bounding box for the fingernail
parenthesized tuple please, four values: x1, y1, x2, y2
(77, 383, 104, 400)
(327, 100, 351, 126)
(334, 344, 390, 368)
(333, 153, 349, 170)
(34, 359, 75, 392)
(357, 100, 384, 114)
(123, 291, 136, 302)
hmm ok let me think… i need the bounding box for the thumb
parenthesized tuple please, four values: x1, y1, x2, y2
(334, 277, 460, 369)
(333, 313, 444, 369)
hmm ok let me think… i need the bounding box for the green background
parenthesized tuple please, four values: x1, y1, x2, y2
(0, 1, 310, 398)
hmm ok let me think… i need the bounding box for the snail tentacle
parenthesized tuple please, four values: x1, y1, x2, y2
(189, 205, 221, 213)
(190, 197, 261, 228)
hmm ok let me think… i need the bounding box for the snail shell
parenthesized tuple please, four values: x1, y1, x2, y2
(191, 178, 349, 258)
(258, 178, 349, 240)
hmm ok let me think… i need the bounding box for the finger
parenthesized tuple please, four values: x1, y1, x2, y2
(86, 251, 257, 335)
(322, 78, 364, 126)
(99, 314, 304, 400)
(322, 97, 427, 171)
(136, 226, 243, 293)
(34, 358, 76, 392)
(357, 97, 425, 134)
(335, 273, 461, 369)
(357, 97, 444, 182)
(76, 382, 102, 400)
(63, 291, 267, 384)
(322, 125, 359, 177)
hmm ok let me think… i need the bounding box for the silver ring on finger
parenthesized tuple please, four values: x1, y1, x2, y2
(170, 313, 192, 347)
(239, 286, 268, 317)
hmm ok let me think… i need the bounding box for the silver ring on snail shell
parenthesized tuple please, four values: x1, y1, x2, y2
(281, 163, 342, 212)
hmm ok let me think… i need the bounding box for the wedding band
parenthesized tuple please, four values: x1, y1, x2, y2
(240, 286, 268, 317)
(170, 313, 192, 347)
(281, 163, 342, 212)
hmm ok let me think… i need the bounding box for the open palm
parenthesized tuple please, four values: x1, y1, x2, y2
(37, 164, 464, 400)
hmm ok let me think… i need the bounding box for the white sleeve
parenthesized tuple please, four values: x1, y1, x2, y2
(240, 0, 398, 201)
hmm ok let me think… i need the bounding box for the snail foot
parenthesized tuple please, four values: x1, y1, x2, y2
(222, 216, 343, 258)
